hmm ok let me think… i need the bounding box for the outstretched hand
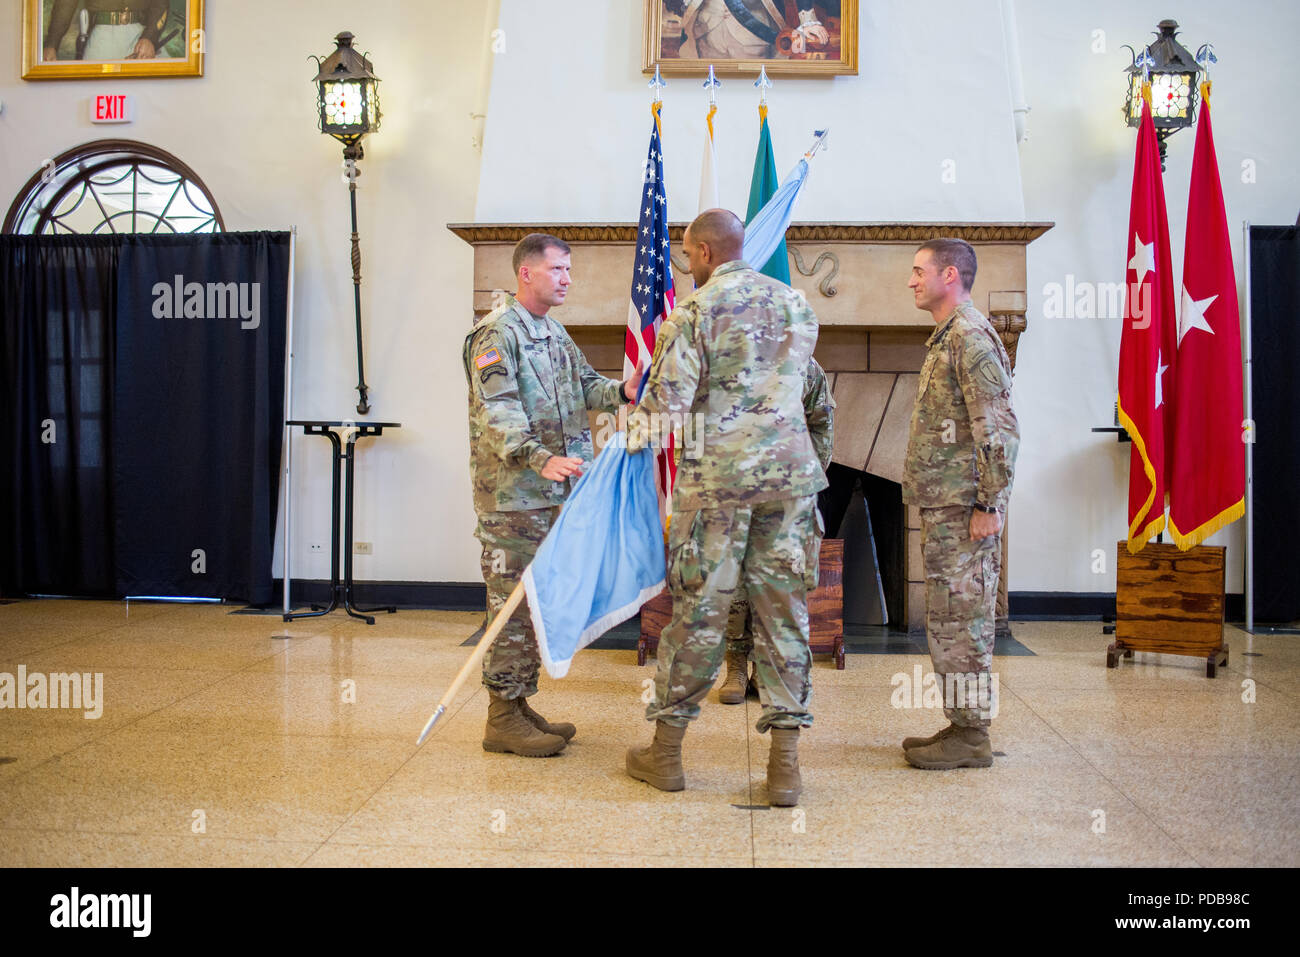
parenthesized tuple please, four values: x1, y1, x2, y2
(622, 361, 648, 405)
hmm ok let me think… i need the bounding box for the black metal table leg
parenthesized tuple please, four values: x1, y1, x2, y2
(344, 427, 397, 620)
(284, 428, 344, 622)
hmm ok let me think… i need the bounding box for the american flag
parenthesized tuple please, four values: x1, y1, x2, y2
(626, 105, 676, 513)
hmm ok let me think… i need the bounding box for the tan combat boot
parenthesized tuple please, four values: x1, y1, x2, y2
(767, 728, 802, 806)
(517, 696, 576, 741)
(482, 693, 567, 757)
(625, 720, 686, 791)
(718, 647, 749, 704)
(904, 724, 993, 770)
(902, 722, 959, 751)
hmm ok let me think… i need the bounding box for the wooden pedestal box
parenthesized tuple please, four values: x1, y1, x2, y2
(637, 539, 845, 669)
(1110, 541, 1228, 677)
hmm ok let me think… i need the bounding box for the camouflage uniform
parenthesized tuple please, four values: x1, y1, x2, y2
(902, 300, 1019, 727)
(726, 358, 835, 659)
(463, 293, 624, 699)
(629, 260, 829, 732)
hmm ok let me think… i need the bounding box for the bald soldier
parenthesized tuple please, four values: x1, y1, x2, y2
(625, 209, 828, 805)
(464, 233, 645, 757)
(901, 238, 1019, 770)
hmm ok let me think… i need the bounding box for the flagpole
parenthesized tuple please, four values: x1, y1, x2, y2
(416, 581, 524, 745)
(1243, 218, 1254, 633)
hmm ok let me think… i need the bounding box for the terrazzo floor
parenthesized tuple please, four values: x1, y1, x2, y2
(0, 599, 1296, 868)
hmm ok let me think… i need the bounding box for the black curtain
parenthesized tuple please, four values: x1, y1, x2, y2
(1, 232, 289, 605)
(0, 236, 119, 596)
(1248, 226, 1300, 623)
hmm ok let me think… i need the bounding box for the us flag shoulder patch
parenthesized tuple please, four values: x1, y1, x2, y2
(475, 348, 502, 370)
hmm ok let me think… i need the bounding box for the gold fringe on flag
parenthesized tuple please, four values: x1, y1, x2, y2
(1117, 396, 1166, 553)
(1169, 498, 1244, 550)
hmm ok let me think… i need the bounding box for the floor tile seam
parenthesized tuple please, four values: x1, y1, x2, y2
(316, 833, 757, 862)
(303, 686, 489, 860)
(0, 622, 135, 655)
(0, 823, 327, 845)
(1221, 666, 1300, 702)
(996, 680, 1207, 866)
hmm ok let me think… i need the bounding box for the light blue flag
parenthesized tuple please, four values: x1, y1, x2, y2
(742, 157, 809, 278)
(522, 432, 666, 678)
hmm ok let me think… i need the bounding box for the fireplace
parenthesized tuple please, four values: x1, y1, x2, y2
(450, 221, 1053, 633)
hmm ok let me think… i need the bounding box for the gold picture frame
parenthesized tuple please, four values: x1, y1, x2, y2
(643, 0, 857, 77)
(22, 0, 205, 80)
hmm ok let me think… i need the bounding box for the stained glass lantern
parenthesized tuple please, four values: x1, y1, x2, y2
(312, 32, 381, 156)
(1123, 20, 1200, 167)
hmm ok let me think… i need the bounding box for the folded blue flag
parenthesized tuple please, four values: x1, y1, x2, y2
(522, 432, 666, 678)
(742, 157, 810, 278)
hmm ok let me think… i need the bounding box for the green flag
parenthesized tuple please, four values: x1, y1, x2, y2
(745, 106, 790, 283)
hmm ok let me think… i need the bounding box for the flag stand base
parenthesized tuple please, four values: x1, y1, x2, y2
(1108, 541, 1228, 678)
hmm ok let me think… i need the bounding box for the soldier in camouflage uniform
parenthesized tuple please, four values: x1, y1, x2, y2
(463, 233, 644, 758)
(719, 357, 834, 705)
(901, 238, 1019, 770)
(624, 209, 829, 805)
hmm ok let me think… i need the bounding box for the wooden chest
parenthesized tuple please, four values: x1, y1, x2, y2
(637, 539, 845, 669)
(1110, 541, 1228, 677)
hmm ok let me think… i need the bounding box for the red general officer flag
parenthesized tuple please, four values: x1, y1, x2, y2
(1117, 89, 1178, 553)
(1169, 83, 1245, 548)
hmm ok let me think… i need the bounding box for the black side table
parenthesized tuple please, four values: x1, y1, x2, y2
(285, 420, 400, 625)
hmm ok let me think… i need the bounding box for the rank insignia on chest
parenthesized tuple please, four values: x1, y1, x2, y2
(475, 348, 502, 370)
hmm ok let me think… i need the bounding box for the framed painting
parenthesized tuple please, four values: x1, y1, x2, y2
(644, 0, 857, 76)
(22, 0, 205, 80)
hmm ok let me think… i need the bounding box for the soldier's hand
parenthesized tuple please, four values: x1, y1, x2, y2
(622, 361, 648, 405)
(969, 509, 1002, 540)
(540, 455, 584, 482)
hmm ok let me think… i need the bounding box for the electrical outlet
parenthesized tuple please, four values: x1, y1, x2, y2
(354, 541, 373, 555)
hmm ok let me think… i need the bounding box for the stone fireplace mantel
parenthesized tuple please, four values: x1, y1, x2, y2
(450, 220, 1054, 634)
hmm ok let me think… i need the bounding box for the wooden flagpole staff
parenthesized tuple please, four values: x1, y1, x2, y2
(416, 581, 524, 745)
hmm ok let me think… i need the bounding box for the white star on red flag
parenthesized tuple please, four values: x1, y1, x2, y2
(1178, 287, 1217, 345)
(1128, 232, 1155, 281)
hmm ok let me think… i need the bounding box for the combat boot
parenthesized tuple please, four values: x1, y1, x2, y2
(625, 720, 686, 791)
(904, 724, 993, 770)
(902, 722, 959, 751)
(482, 692, 567, 757)
(517, 696, 576, 741)
(766, 728, 802, 806)
(718, 647, 749, 704)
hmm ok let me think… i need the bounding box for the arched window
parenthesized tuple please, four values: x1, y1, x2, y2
(3, 139, 224, 235)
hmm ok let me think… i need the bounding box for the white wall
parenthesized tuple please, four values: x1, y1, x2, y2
(477, 0, 1026, 223)
(3, 0, 1294, 595)
(0, 0, 496, 585)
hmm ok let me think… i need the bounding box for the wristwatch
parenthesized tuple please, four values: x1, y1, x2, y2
(620, 381, 630, 402)
(973, 502, 999, 514)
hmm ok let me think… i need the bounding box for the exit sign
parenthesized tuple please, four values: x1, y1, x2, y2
(90, 94, 134, 124)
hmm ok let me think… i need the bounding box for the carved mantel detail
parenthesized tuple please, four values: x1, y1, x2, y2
(448, 222, 1055, 246)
